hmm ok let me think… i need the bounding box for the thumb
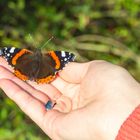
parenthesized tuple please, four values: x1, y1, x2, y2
(59, 62, 90, 83)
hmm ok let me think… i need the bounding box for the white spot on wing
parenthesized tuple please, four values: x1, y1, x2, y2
(61, 51, 66, 57)
(9, 47, 15, 53)
(7, 53, 10, 56)
(64, 58, 67, 61)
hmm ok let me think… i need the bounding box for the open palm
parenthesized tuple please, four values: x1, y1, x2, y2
(0, 58, 140, 140)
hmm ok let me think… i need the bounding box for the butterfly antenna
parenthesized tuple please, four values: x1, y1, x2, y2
(38, 36, 54, 50)
(28, 34, 38, 48)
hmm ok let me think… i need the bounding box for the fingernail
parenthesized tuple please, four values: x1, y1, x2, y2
(45, 100, 56, 110)
(45, 100, 53, 110)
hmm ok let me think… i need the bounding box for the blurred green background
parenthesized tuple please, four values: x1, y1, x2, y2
(0, 0, 140, 140)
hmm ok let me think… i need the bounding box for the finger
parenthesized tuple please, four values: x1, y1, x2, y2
(0, 79, 61, 137)
(0, 79, 49, 120)
(29, 81, 73, 113)
(59, 62, 90, 83)
(0, 57, 62, 102)
(53, 95, 72, 113)
(0, 66, 48, 103)
(0, 57, 13, 71)
(51, 77, 68, 94)
(28, 81, 62, 101)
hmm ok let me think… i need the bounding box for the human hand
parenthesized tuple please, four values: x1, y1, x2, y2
(0, 58, 140, 140)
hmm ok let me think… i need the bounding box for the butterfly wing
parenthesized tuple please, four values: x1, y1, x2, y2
(47, 51, 75, 70)
(0, 47, 36, 81)
(14, 51, 41, 81)
(0, 47, 23, 66)
(35, 51, 75, 83)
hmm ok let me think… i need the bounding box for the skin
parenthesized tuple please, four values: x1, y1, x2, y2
(0, 58, 140, 140)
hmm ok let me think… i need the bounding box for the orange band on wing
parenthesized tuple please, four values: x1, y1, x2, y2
(12, 49, 31, 65)
(48, 51, 60, 69)
(36, 75, 55, 84)
(14, 70, 28, 81)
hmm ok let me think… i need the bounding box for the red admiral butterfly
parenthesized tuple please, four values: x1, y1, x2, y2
(0, 47, 75, 83)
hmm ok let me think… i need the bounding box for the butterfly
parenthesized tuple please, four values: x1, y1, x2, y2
(0, 47, 75, 83)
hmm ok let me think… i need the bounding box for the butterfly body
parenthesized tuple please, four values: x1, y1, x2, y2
(0, 47, 75, 83)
